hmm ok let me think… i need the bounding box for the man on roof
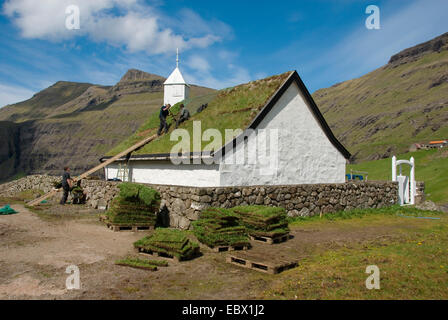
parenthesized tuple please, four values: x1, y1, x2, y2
(175, 104, 190, 128)
(157, 104, 171, 136)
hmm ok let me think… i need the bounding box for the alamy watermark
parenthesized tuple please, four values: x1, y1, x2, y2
(66, 265, 80, 290)
(65, 5, 80, 30)
(365, 265, 380, 290)
(365, 5, 380, 30)
(169, 122, 279, 177)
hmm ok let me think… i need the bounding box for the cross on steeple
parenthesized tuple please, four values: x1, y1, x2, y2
(176, 48, 179, 68)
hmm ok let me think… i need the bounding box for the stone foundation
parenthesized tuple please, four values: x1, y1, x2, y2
(0, 175, 400, 230)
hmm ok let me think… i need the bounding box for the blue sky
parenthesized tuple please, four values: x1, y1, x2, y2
(0, 0, 447, 108)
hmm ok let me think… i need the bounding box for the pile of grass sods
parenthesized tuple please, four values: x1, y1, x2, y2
(231, 205, 289, 238)
(106, 183, 160, 226)
(192, 207, 250, 248)
(134, 228, 200, 261)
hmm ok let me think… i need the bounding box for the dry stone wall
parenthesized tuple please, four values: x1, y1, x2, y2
(151, 182, 399, 229)
(0, 176, 400, 230)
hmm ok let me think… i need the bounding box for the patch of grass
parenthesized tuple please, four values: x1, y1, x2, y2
(348, 148, 448, 204)
(0, 189, 44, 205)
(287, 205, 443, 226)
(264, 211, 448, 299)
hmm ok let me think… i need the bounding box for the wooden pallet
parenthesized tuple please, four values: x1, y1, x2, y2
(211, 244, 251, 253)
(249, 233, 291, 245)
(136, 246, 200, 262)
(107, 223, 154, 232)
(100, 215, 154, 232)
(226, 251, 298, 274)
(136, 247, 180, 262)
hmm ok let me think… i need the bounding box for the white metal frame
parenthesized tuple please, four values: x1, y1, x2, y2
(392, 156, 415, 205)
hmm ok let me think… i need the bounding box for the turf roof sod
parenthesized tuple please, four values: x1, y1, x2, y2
(134, 228, 200, 261)
(115, 257, 169, 271)
(192, 207, 251, 248)
(106, 183, 160, 226)
(106, 72, 292, 156)
(231, 205, 290, 238)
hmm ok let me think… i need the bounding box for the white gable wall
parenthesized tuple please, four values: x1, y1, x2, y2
(219, 81, 346, 186)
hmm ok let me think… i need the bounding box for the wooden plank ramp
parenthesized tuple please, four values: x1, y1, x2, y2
(28, 134, 158, 206)
(249, 233, 291, 245)
(226, 251, 298, 274)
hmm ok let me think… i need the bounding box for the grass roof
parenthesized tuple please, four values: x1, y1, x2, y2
(106, 71, 292, 156)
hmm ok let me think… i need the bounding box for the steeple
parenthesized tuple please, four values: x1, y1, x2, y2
(164, 48, 190, 105)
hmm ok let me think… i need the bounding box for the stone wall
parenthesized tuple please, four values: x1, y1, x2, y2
(151, 182, 398, 229)
(0, 175, 399, 230)
(415, 181, 425, 204)
(0, 175, 120, 209)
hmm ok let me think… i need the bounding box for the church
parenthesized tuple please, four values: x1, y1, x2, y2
(102, 54, 351, 187)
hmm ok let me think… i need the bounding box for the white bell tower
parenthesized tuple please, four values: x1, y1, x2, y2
(164, 48, 190, 106)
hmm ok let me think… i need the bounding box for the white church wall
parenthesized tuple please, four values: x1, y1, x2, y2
(219, 81, 347, 186)
(106, 161, 221, 187)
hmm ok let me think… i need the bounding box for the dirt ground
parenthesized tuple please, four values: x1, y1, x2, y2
(0, 203, 424, 300)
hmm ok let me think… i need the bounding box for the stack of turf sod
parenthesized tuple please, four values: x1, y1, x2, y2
(106, 183, 160, 227)
(134, 228, 200, 261)
(231, 205, 289, 238)
(192, 207, 250, 249)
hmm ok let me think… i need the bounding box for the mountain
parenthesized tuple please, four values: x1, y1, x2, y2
(0, 70, 214, 182)
(313, 32, 448, 162)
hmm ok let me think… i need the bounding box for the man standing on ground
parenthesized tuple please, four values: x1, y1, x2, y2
(175, 104, 190, 128)
(60, 166, 73, 205)
(157, 104, 171, 136)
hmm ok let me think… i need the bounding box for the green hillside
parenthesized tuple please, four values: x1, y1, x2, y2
(0, 81, 95, 122)
(313, 32, 448, 162)
(107, 71, 291, 156)
(348, 148, 448, 205)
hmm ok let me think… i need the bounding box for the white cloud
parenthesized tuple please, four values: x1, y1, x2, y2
(3, 0, 226, 54)
(186, 55, 211, 73)
(0, 83, 35, 107)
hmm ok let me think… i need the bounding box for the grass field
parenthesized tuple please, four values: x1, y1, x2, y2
(348, 148, 448, 205)
(265, 206, 448, 300)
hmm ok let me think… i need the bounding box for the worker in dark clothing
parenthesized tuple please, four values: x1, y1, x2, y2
(157, 104, 171, 136)
(60, 166, 73, 205)
(175, 104, 190, 128)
